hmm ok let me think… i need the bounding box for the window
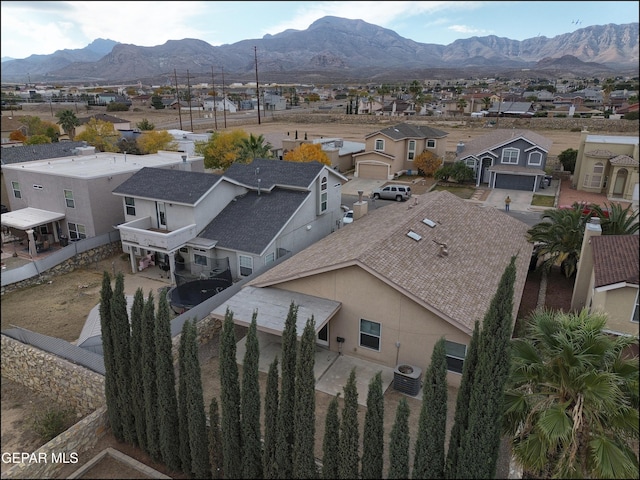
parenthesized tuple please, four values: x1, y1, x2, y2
(239, 255, 253, 276)
(407, 140, 416, 161)
(427, 139, 436, 148)
(68, 222, 86, 240)
(528, 152, 543, 166)
(632, 291, 639, 324)
(445, 340, 467, 374)
(11, 181, 21, 199)
(264, 252, 275, 265)
(586, 162, 604, 188)
(359, 319, 381, 351)
(64, 189, 75, 208)
(375, 139, 384, 151)
(125, 197, 136, 216)
(194, 253, 208, 266)
(501, 148, 519, 165)
(319, 176, 328, 213)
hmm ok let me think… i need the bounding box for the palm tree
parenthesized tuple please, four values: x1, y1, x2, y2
(504, 309, 639, 479)
(456, 98, 468, 116)
(55, 109, 80, 140)
(240, 133, 273, 161)
(481, 96, 492, 111)
(593, 202, 639, 235)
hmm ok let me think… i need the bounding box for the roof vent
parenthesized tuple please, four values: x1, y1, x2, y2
(407, 231, 422, 241)
(433, 240, 448, 257)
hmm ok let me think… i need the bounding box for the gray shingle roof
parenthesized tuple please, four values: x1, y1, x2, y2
(223, 158, 325, 190)
(0, 141, 87, 165)
(456, 129, 552, 161)
(78, 113, 129, 125)
(112, 167, 221, 204)
(366, 123, 449, 140)
(249, 190, 532, 333)
(198, 188, 309, 255)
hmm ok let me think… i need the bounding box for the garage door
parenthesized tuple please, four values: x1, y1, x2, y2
(358, 163, 388, 180)
(495, 174, 535, 191)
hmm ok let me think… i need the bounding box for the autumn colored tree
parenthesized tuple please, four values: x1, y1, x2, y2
(413, 150, 442, 177)
(283, 143, 331, 166)
(9, 130, 27, 142)
(137, 130, 178, 154)
(75, 118, 120, 152)
(194, 129, 249, 170)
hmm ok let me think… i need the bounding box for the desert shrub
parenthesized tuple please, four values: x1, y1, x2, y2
(623, 111, 639, 121)
(30, 407, 74, 442)
(106, 102, 130, 112)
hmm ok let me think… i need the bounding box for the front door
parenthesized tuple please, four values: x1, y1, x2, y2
(613, 169, 628, 196)
(317, 323, 329, 347)
(156, 202, 167, 230)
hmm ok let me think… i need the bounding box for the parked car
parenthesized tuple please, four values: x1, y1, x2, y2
(342, 210, 354, 225)
(372, 185, 412, 201)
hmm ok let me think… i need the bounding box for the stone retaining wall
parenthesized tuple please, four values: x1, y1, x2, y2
(1, 242, 122, 294)
(170, 313, 223, 361)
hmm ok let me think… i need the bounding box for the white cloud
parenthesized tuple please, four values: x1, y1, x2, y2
(448, 24, 493, 36)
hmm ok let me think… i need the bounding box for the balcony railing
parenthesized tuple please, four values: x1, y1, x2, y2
(118, 216, 197, 251)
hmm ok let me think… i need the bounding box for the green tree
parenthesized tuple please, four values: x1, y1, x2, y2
(151, 95, 165, 109)
(595, 202, 640, 235)
(275, 302, 299, 478)
(155, 292, 181, 471)
(293, 316, 317, 479)
(504, 309, 639, 479)
(220, 308, 242, 478)
(55, 109, 80, 139)
(240, 133, 273, 161)
(75, 118, 120, 152)
(106, 102, 129, 112)
(557, 148, 578, 173)
(361, 372, 384, 479)
(178, 320, 193, 475)
(412, 337, 448, 479)
(117, 137, 141, 155)
(388, 398, 410, 479)
(409, 80, 422, 100)
(136, 118, 155, 131)
(209, 397, 224, 479)
(338, 367, 359, 479)
(141, 292, 160, 460)
(322, 393, 341, 480)
(98, 271, 122, 440)
(242, 312, 263, 479)
(263, 356, 279, 479)
(456, 256, 517, 478)
(481, 97, 492, 111)
(456, 98, 468, 115)
(129, 288, 147, 449)
(25, 134, 52, 145)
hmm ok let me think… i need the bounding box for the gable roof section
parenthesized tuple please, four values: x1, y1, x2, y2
(365, 123, 449, 141)
(591, 235, 640, 287)
(112, 167, 221, 205)
(250, 190, 532, 333)
(1, 141, 87, 165)
(455, 129, 552, 161)
(78, 113, 129, 125)
(198, 188, 309, 255)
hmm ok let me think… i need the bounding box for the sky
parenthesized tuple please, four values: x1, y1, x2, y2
(2, 1, 638, 60)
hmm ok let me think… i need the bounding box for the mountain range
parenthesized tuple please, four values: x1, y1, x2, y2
(2, 16, 638, 84)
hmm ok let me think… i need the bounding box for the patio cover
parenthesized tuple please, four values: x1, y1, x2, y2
(211, 286, 342, 338)
(0, 207, 65, 230)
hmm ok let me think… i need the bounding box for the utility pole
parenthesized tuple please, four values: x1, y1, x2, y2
(221, 66, 227, 128)
(254, 46, 261, 125)
(186, 69, 194, 132)
(174, 69, 183, 130)
(211, 66, 218, 130)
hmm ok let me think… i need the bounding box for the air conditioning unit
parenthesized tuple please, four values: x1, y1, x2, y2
(393, 364, 422, 396)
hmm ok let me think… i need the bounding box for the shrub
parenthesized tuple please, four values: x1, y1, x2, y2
(623, 111, 639, 121)
(30, 407, 74, 442)
(106, 102, 130, 112)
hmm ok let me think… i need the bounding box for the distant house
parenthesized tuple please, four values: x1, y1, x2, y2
(202, 96, 238, 113)
(75, 114, 131, 137)
(354, 123, 448, 180)
(487, 101, 535, 117)
(571, 217, 639, 338)
(282, 136, 365, 172)
(573, 129, 639, 202)
(0, 116, 28, 144)
(455, 129, 552, 191)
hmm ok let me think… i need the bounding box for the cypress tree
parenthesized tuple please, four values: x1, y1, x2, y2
(110, 273, 136, 444)
(275, 302, 299, 478)
(445, 320, 480, 478)
(178, 319, 193, 475)
(184, 319, 211, 479)
(155, 291, 181, 471)
(388, 398, 410, 480)
(293, 316, 317, 479)
(130, 287, 147, 450)
(219, 308, 242, 478)
(263, 356, 279, 479)
(412, 337, 448, 479)
(241, 312, 263, 479)
(99, 271, 122, 440)
(322, 393, 340, 480)
(141, 292, 160, 460)
(456, 256, 517, 479)
(338, 367, 359, 479)
(361, 371, 384, 479)
(209, 397, 224, 479)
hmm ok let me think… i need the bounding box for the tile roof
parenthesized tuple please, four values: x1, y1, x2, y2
(591, 235, 640, 287)
(249, 190, 532, 333)
(456, 129, 552, 161)
(223, 158, 327, 190)
(112, 167, 221, 204)
(365, 123, 449, 140)
(609, 155, 639, 166)
(0, 141, 87, 165)
(198, 188, 309, 255)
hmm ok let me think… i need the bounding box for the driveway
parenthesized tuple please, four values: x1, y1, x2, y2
(341, 177, 387, 196)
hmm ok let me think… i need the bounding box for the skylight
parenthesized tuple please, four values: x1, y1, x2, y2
(422, 218, 436, 228)
(407, 230, 422, 241)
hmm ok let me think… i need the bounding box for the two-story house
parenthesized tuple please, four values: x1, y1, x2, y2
(113, 158, 347, 283)
(353, 123, 449, 180)
(455, 129, 552, 191)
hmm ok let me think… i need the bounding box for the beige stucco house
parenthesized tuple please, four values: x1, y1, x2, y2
(353, 123, 448, 180)
(573, 129, 639, 203)
(212, 190, 532, 387)
(571, 217, 639, 338)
